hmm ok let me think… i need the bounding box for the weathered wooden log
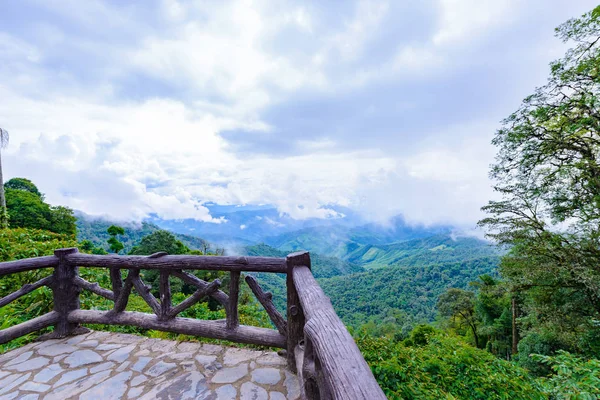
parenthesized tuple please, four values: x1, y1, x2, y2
(227, 271, 240, 330)
(159, 270, 171, 320)
(0, 256, 58, 276)
(293, 266, 386, 400)
(73, 277, 114, 300)
(0, 312, 60, 345)
(110, 268, 123, 301)
(171, 270, 229, 307)
(63, 252, 286, 273)
(245, 275, 287, 335)
(52, 248, 82, 337)
(0, 275, 53, 308)
(296, 338, 327, 400)
(131, 274, 161, 316)
(167, 279, 221, 319)
(286, 251, 310, 373)
(68, 310, 286, 348)
(112, 269, 136, 313)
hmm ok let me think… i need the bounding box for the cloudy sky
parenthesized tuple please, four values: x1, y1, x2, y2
(0, 0, 596, 227)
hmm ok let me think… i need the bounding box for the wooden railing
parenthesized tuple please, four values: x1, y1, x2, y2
(0, 248, 385, 399)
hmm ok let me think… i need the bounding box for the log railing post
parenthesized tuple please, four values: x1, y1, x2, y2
(52, 248, 86, 337)
(227, 271, 240, 330)
(286, 251, 310, 372)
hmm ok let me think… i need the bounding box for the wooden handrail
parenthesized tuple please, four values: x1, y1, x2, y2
(63, 252, 287, 273)
(293, 265, 386, 400)
(0, 256, 58, 276)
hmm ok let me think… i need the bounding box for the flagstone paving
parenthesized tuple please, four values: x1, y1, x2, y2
(0, 330, 300, 399)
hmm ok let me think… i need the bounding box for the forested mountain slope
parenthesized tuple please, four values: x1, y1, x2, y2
(76, 214, 212, 253)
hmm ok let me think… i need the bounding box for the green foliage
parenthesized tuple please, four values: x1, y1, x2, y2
(437, 288, 479, 347)
(357, 331, 545, 400)
(76, 216, 213, 254)
(320, 256, 498, 329)
(129, 230, 190, 256)
(532, 351, 600, 399)
(479, 6, 600, 376)
(4, 179, 76, 235)
(4, 178, 44, 199)
(106, 225, 125, 254)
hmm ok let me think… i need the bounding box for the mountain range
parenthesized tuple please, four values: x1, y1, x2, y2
(76, 206, 499, 329)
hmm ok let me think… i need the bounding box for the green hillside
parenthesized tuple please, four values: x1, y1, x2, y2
(345, 234, 500, 269)
(321, 256, 499, 329)
(76, 216, 212, 254)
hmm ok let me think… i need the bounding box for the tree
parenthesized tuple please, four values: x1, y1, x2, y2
(437, 288, 479, 347)
(128, 230, 190, 256)
(5, 178, 44, 200)
(479, 6, 600, 359)
(0, 127, 8, 228)
(107, 225, 125, 254)
(5, 188, 52, 231)
(4, 179, 76, 235)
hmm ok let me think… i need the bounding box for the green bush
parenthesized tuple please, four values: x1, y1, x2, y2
(532, 351, 600, 399)
(358, 332, 546, 399)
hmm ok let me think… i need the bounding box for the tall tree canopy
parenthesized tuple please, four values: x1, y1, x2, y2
(4, 178, 76, 235)
(480, 6, 600, 358)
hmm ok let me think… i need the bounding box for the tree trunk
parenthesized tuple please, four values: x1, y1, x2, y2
(512, 296, 519, 355)
(0, 149, 7, 228)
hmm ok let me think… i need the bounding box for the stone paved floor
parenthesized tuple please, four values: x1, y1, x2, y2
(0, 330, 300, 399)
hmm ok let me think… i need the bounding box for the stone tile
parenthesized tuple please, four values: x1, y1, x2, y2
(96, 344, 123, 351)
(223, 348, 260, 366)
(54, 368, 88, 387)
(0, 371, 9, 380)
(0, 374, 22, 389)
(53, 354, 68, 363)
(139, 371, 210, 400)
(0, 373, 31, 395)
(7, 357, 49, 372)
(85, 331, 112, 341)
(252, 368, 282, 385)
(132, 357, 152, 372)
(117, 361, 131, 372)
(146, 361, 177, 377)
(19, 395, 39, 400)
(211, 363, 248, 384)
(135, 349, 150, 357)
(107, 344, 136, 363)
(32, 364, 63, 383)
(66, 335, 89, 346)
(103, 333, 144, 344)
(256, 353, 287, 366)
(176, 341, 200, 353)
(130, 375, 146, 387)
(64, 350, 102, 367)
(240, 382, 268, 400)
(284, 370, 301, 400)
(215, 384, 237, 400)
(44, 370, 111, 400)
(128, 386, 144, 398)
(38, 344, 77, 356)
(0, 391, 19, 400)
(195, 354, 217, 367)
(19, 381, 50, 392)
(3, 351, 33, 367)
(250, 361, 256, 369)
(200, 344, 222, 354)
(169, 351, 196, 361)
(79, 340, 99, 348)
(270, 392, 286, 400)
(79, 371, 132, 400)
(90, 361, 115, 373)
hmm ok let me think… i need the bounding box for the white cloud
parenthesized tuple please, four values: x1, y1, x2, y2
(1, 0, 598, 229)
